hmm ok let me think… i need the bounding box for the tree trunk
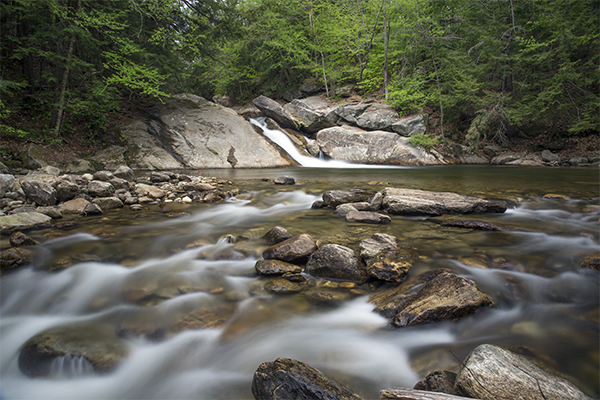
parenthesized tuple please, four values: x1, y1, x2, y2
(53, 34, 75, 137)
(382, 0, 388, 101)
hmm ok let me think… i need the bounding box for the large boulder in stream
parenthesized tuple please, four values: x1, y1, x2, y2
(252, 358, 364, 400)
(455, 344, 591, 400)
(306, 244, 368, 282)
(380, 188, 507, 216)
(122, 94, 293, 170)
(262, 234, 317, 265)
(315, 126, 440, 166)
(252, 95, 299, 130)
(359, 233, 412, 283)
(282, 96, 338, 133)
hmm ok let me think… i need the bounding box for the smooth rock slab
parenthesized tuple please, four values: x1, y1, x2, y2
(381, 188, 507, 216)
(345, 210, 391, 224)
(252, 358, 364, 400)
(0, 212, 52, 233)
(455, 344, 591, 400)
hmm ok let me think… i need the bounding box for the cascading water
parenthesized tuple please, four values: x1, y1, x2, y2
(0, 168, 598, 399)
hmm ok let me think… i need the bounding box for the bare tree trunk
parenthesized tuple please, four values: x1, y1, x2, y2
(382, 0, 388, 101)
(427, 42, 444, 137)
(309, 9, 329, 97)
(359, 0, 384, 83)
(53, 34, 75, 137)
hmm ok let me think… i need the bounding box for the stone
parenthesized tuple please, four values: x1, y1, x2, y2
(20, 180, 57, 206)
(490, 152, 526, 165)
(0, 161, 8, 173)
(9, 231, 40, 247)
(355, 103, 400, 131)
(93, 171, 114, 181)
(134, 183, 165, 199)
(359, 233, 412, 283)
(316, 126, 440, 166)
(0, 247, 34, 272)
(0, 174, 15, 197)
(264, 278, 304, 294)
(334, 103, 370, 125)
(282, 96, 337, 133)
(108, 177, 129, 191)
(262, 226, 293, 244)
(82, 203, 103, 215)
(150, 171, 171, 183)
(569, 156, 588, 166)
(335, 204, 358, 216)
(579, 253, 600, 271)
(306, 244, 368, 282)
(391, 114, 428, 136)
(482, 145, 503, 157)
(18, 324, 130, 377)
(255, 259, 302, 276)
(252, 358, 364, 400)
(113, 165, 135, 181)
(92, 197, 124, 211)
(88, 181, 115, 197)
(36, 206, 63, 219)
(0, 212, 52, 233)
(428, 218, 501, 231)
(345, 210, 391, 224)
(381, 388, 473, 400)
(252, 95, 299, 130)
(413, 370, 462, 396)
(541, 149, 561, 163)
(381, 188, 507, 216)
(262, 234, 317, 265)
(273, 176, 295, 185)
(455, 344, 591, 400)
(59, 198, 91, 215)
(91, 146, 127, 171)
(322, 189, 374, 207)
(305, 288, 351, 304)
(55, 181, 80, 202)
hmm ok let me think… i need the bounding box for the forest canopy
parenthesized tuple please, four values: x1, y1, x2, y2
(1, 0, 598, 145)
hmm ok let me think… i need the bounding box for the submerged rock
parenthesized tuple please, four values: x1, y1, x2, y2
(579, 253, 600, 271)
(9, 231, 40, 247)
(252, 358, 364, 400)
(345, 210, 391, 224)
(0, 247, 34, 272)
(455, 344, 591, 400)
(255, 259, 302, 276)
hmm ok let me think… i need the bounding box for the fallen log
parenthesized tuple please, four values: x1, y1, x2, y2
(380, 388, 478, 400)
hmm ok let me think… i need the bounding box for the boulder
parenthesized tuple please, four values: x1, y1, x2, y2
(0, 247, 34, 272)
(490, 152, 526, 165)
(455, 344, 591, 400)
(83, 203, 103, 215)
(334, 103, 370, 125)
(150, 171, 171, 183)
(316, 126, 440, 166)
(392, 114, 428, 136)
(59, 198, 91, 215)
(262, 234, 317, 265)
(92, 197, 124, 211)
(91, 146, 127, 171)
(108, 177, 130, 191)
(335, 204, 358, 216)
(359, 233, 412, 283)
(541, 149, 561, 163)
(282, 96, 337, 133)
(252, 358, 364, 400)
(18, 324, 130, 377)
(55, 181, 80, 203)
(482, 145, 503, 157)
(0, 174, 15, 197)
(322, 189, 374, 207)
(36, 206, 62, 219)
(252, 95, 298, 130)
(9, 231, 39, 247)
(273, 176, 295, 185)
(93, 171, 114, 182)
(345, 210, 391, 224)
(569, 156, 588, 166)
(262, 226, 293, 244)
(306, 244, 368, 282)
(380, 188, 507, 216)
(121, 119, 184, 170)
(135, 183, 165, 199)
(20, 180, 57, 206)
(88, 181, 115, 198)
(113, 165, 135, 181)
(355, 103, 400, 131)
(0, 212, 52, 233)
(255, 259, 302, 276)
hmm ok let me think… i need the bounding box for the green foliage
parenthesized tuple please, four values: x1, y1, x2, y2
(409, 133, 440, 151)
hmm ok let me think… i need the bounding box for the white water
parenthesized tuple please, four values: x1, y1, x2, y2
(251, 118, 403, 169)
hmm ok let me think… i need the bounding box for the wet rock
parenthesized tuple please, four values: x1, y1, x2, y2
(255, 259, 302, 276)
(311, 200, 328, 209)
(93, 171, 114, 182)
(273, 176, 295, 185)
(0, 247, 34, 272)
(335, 204, 358, 216)
(579, 253, 600, 271)
(113, 165, 135, 181)
(391, 114, 428, 136)
(59, 198, 91, 214)
(252, 95, 299, 130)
(18, 324, 130, 377)
(9, 231, 39, 247)
(252, 358, 364, 400)
(542, 149, 561, 163)
(264, 278, 304, 294)
(82, 203, 103, 215)
(359, 233, 412, 283)
(88, 181, 115, 197)
(381, 188, 507, 216)
(262, 226, 293, 245)
(36, 206, 63, 219)
(0, 174, 15, 197)
(21, 180, 57, 206)
(455, 344, 591, 400)
(93, 197, 124, 211)
(413, 370, 462, 396)
(306, 244, 368, 282)
(305, 288, 351, 304)
(0, 212, 52, 233)
(170, 302, 238, 333)
(262, 234, 317, 264)
(428, 218, 501, 231)
(345, 210, 391, 224)
(322, 189, 374, 207)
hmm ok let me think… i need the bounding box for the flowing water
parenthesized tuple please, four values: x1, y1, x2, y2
(1, 166, 599, 399)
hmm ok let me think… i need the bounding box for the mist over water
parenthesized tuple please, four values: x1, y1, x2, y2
(1, 167, 598, 399)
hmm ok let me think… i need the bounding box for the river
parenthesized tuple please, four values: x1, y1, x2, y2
(1, 166, 598, 399)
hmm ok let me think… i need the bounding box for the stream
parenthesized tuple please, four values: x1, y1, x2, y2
(0, 165, 599, 399)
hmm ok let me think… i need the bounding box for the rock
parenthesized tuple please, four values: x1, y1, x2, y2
(234, 104, 262, 119)
(428, 218, 500, 231)
(0, 247, 34, 272)
(579, 253, 600, 271)
(0, 212, 52, 233)
(335, 204, 358, 216)
(355, 103, 400, 131)
(306, 244, 368, 282)
(345, 210, 391, 224)
(255, 259, 302, 276)
(18, 324, 130, 377)
(92, 197, 124, 211)
(55, 181, 80, 202)
(382, 271, 494, 327)
(455, 344, 591, 400)
(9, 231, 40, 247)
(262, 234, 317, 265)
(82, 203, 103, 215)
(282, 96, 337, 133)
(91, 146, 127, 171)
(541, 149, 561, 163)
(134, 183, 165, 199)
(482, 145, 503, 157)
(305, 288, 351, 304)
(316, 126, 440, 166)
(113, 165, 135, 181)
(490, 152, 525, 165)
(359, 234, 412, 283)
(23, 143, 51, 170)
(64, 158, 95, 174)
(0, 174, 15, 197)
(322, 189, 374, 207)
(381, 188, 507, 216)
(392, 114, 428, 136)
(150, 171, 171, 183)
(169, 302, 237, 334)
(262, 226, 293, 244)
(334, 103, 370, 125)
(336, 85, 354, 98)
(381, 388, 473, 400)
(459, 153, 489, 165)
(88, 181, 115, 198)
(252, 358, 364, 400)
(311, 200, 328, 209)
(93, 171, 114, 181)
(109, 177, 129, 191)
(273, 176, 295, 185)
(413, 370, 462, 396)
(569, 156, 588, 166)
(252, 95, 299, 130)
(264, 278, 304, 294)
(0, 161, 8, 173)
(20, 180, 57, 206)
(36, 206, 63, 219)
(59, 198, 91, 215)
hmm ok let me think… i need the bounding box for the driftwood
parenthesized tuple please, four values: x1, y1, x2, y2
(380, 388, 478, 400)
